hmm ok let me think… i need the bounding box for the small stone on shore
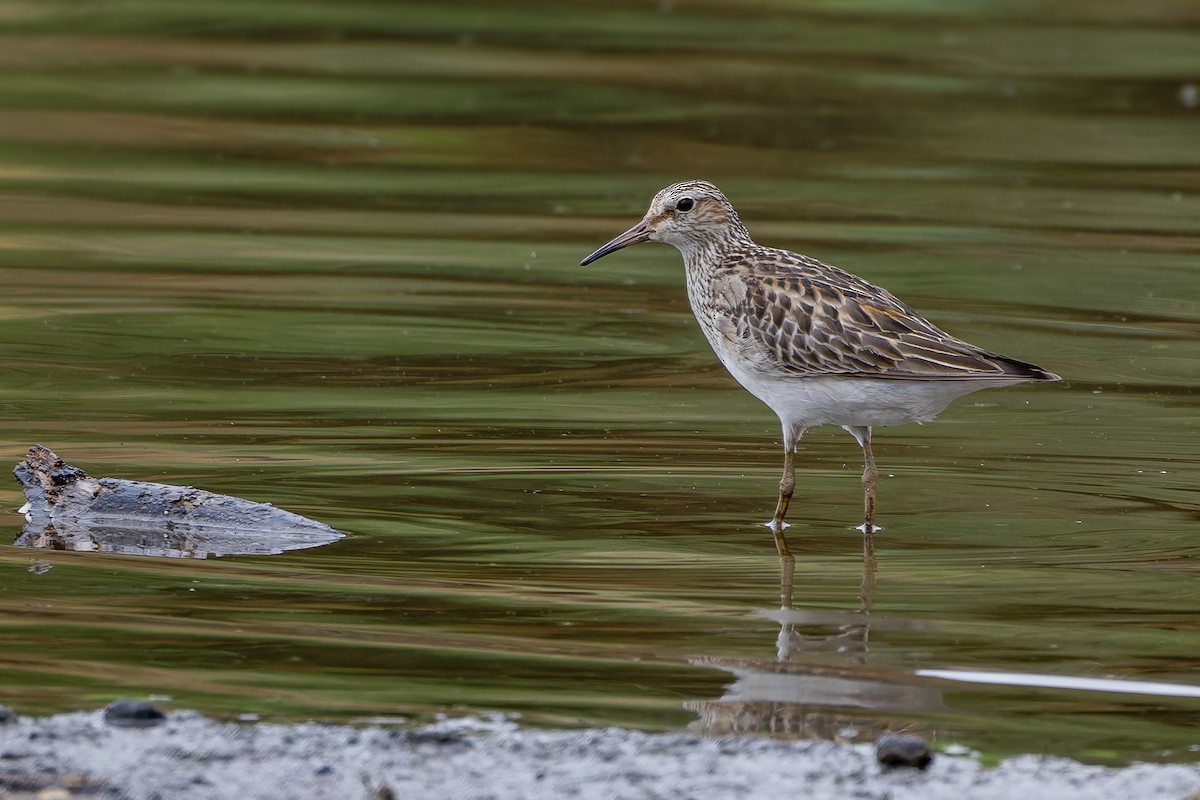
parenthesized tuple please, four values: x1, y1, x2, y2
(103, 700, 167, 729)
(875, 732, 933, 770)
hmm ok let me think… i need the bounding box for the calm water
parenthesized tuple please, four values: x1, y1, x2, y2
(1, 0, 1199, 766)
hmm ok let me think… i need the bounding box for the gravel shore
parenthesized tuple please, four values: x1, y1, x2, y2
(2, 709, 1198, 800)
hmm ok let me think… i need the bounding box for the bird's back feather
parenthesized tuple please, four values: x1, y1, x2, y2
(710, 246, 1060, 382)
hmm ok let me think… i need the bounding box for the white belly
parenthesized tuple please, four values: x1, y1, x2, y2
(720, 354, 1022, 430)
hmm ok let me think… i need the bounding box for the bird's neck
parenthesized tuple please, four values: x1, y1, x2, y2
(675, 225, 755, 274)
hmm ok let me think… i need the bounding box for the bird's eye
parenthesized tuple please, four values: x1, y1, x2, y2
(675, 197, 695, 213)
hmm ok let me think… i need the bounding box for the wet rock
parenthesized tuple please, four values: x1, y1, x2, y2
(12, 445, 344, 558)
(103, 700, 166, 730)
(875, 732, 933, 770)
(0, 704, 15, 724)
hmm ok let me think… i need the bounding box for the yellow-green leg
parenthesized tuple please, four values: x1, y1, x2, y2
(844, 425, 879, 534)
(861, 436, 879, 533)
(769, 449, 795, 555)
(772, 449, 796, 527)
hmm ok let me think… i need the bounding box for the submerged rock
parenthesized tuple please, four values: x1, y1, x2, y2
(12, 445, 344, 558)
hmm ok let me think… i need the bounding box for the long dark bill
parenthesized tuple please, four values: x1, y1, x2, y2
(579, 222, 652, 266)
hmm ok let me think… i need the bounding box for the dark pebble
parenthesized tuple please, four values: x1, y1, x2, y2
(368, 780, 396, 800)
(103, 700, 167, 729)
(403, 730, 467, 746)
(875, 732, 933, 770)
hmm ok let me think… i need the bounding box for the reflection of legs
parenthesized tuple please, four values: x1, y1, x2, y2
(775, 552, 797, 659)
(860, 534, 877, 611)
(843, 425, 878, 533)
(838, 534, 877, 666)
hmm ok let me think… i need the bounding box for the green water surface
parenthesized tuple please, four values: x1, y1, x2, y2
(0, 0, 1198, 766)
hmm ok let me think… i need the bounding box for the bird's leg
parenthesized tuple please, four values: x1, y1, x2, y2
(769, 424, 805, 546)
(773, 449, 796, 523)
(843, 425, 879, 534)
(770, 449, 795, 555)
(860, 435, 879, 534)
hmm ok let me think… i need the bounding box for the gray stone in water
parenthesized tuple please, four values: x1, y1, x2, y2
(875, 732, 933, 770)
(103, 701, 167, 730)
(12, 445, 344, 558)
(0, 704, 15, 725)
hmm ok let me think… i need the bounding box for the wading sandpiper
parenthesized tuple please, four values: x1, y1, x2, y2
(581, 181, 1058, 552)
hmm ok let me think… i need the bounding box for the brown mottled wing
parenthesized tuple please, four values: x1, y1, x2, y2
(715, 252, 1052, 381)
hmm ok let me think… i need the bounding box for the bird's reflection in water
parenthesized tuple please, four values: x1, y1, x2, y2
(773, 536, 875, 665)
(686, 537, 943, 739)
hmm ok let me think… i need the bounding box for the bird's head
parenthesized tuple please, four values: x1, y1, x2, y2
(580, 180, 749, 266)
